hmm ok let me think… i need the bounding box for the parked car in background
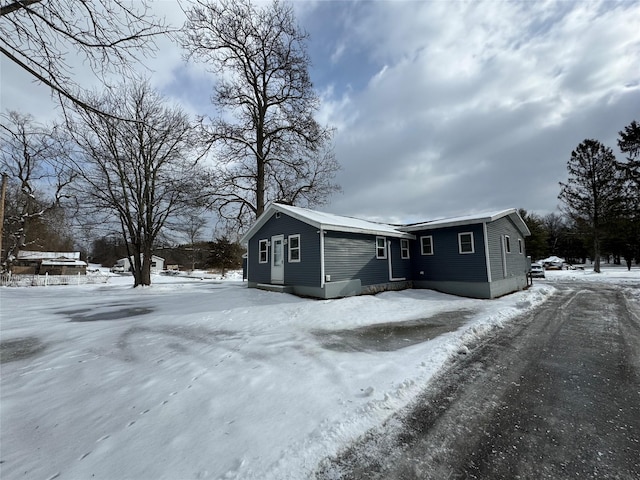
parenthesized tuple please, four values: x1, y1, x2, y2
(530, 262, 546, 278)
(540, 255, 565, 270)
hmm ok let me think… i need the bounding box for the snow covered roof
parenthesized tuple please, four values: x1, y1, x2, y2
(41, 259, 87, 266)
(399, 209, 531, 236)
(241, 204, 531, 244)
(17, 251, 81, 260)
(241, 203, 416, 243)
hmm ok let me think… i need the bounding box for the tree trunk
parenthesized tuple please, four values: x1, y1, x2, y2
(593, 236, 601, 273)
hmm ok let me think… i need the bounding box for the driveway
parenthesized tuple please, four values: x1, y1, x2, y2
(317, 281, 640, 479)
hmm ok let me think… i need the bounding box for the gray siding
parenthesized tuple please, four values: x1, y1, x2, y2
(247, 213, 321, 287)
(325, 232, 406, 286)
(486, 217, 528, 282)
(410, 224, 488, 283)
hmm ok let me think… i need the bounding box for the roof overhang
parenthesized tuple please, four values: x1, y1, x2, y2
(240, 203, 415, 244)
(400, 209, 531, 236)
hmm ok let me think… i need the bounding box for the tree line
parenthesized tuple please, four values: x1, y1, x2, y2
(522, 120, 640, 272)
(1, 0, 637, 285)
(0, 0, 339, 286)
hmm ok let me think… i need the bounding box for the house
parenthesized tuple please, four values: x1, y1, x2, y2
(112, 255, 165, 274)
(12, 251, 87, 275)
(240, 203, 531, 299)
(399, 210, 531, 299)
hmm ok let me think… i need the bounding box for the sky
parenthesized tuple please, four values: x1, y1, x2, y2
(1, 0, 639, 225)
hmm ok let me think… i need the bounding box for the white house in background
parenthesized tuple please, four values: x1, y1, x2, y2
(111, 255, 165, 273)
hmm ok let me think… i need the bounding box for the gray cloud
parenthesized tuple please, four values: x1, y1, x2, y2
(3, 0, 638, 227)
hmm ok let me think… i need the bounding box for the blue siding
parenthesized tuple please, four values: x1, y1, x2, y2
(389, 238, 412, 279)
(411, 224, 488, 282)
(247, 213, 321, 287)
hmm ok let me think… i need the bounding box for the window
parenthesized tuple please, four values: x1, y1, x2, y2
(259, 239, 268, 263)
(518, 238, 523, 254)
(458, 232, 474, 254)
(420, 236, 433, 255)
(288, 234, 300, 262)
(376, 237, 387, 259)
(401, 239, 410, 259)
(505, 235, 511, 254)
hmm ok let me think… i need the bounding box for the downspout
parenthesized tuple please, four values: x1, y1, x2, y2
(319, 228, 325, 288)
(388, 240, 406, 282)
(483, 222, 492, 282)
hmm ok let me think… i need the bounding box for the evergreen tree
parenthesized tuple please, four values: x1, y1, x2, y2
(558, 139, 625, 272)
(617, 120, 640, 268)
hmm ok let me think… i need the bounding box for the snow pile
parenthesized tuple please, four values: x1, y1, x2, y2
(544, 264, 639, 284)
(2, 278, 558, 479)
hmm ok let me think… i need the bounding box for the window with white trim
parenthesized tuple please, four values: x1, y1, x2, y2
(505, 235, 511, 254)
(458, 232, 474, 254)
(376, 237, 387, 259)
(420, 236, 433, 255)
(288, 234, 300, 262)
(518, 238, 523, 254)
(401, 239, 410, 259)
(259, 239, 268, 263)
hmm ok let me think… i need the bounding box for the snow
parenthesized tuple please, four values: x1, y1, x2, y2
(242, 203, 413, 243)
(1, 266, 636, 479)
(401, 208, 520, 231)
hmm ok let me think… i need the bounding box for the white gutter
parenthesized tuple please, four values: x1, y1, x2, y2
(483, 222, 492, 282)
(387, 241, 406, 282)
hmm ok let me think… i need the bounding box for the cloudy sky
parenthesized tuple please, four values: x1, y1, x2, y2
(2, 0, 639, 224)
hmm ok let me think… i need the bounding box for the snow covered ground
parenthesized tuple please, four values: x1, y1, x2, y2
(0, 266, 636, 479)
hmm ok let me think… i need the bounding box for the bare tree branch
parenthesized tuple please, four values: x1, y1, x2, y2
(1, 0, 171, 117)
(181, 0, 339, 228)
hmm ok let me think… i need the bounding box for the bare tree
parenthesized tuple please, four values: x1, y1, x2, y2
(1, 0, 168, 116)
(181, 0, 340, 227)
(176, 211, 208, 271)
(65, 81, 208, 286)
(0, 111, 75, 266)
(558, 139, 625, 272)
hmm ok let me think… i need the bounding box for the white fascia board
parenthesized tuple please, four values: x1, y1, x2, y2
(239, 208, 278, 245)
(241, 203, 415, 242)
(400, 208, 530, 236)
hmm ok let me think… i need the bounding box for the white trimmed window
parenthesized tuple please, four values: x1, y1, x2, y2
(376, 237, 387, 259)
(458, 232, 475, 254)
(518, 238, 523, 254)
(421, 236, 433, 255)
(505, 235, 511, 254)
(288, 234, 301, 262)
(259, 239, 268, 263)
(401, 239, 410, 259)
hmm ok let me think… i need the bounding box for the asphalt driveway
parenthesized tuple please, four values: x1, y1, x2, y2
(318, 281, 640, 479)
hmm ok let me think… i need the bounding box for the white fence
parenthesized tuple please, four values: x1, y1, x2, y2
(0, 272, 110, 287)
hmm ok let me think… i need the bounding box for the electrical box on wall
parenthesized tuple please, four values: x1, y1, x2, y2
(325, 274, 331, 282)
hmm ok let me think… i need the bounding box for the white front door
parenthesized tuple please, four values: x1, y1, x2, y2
(271, 235, 284, 284)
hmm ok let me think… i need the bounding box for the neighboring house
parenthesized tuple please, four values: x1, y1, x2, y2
(240, 203, 531, 299)
(112, 255, 165, 274)
(12, 251, 87, 275)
